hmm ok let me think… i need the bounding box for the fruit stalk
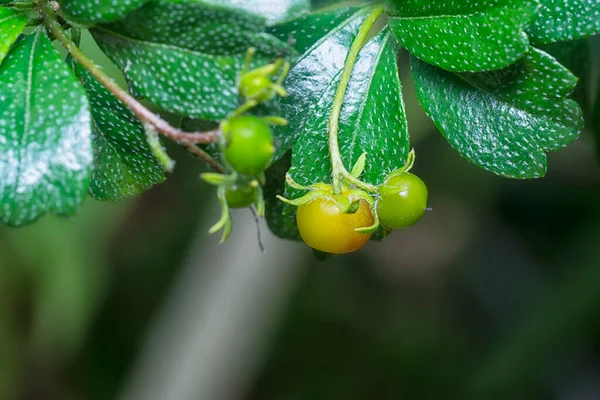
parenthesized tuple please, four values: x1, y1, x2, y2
(328, 6, 383, 194)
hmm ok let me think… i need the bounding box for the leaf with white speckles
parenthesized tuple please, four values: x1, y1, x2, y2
(529, 0, 600, 44)
(92, 0, 290, 120)
(537, 39, 590, 112)
(0, 7, 27, 66)
(412, 47, 583, 179)
(58, 0, 149, 23)
(267, 7, 359, 55)
(202, 0, 310, 25)
(272, 7, 368, 160)
(386, 0, 539, 72)
(267, 29, 410, 239)
(70, 59, 165, 201)
(0, 31, 92, 226)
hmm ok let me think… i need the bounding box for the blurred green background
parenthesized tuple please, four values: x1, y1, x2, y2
(2, 21, 600, 400)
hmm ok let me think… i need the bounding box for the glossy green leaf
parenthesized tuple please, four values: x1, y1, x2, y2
(57, 0, 148, 23)
(0, 31, 92, 226)
(267, 29, 410, 239)
(201, 0, 310, 24)
(412, 47, 583, 179)
(0, 7, 27, 65)
(264, 152, 301, 240)
(385, 0, 539, 72)
(92, 0, 290, 120)
(271, 7, 368, 160)
(267, 7, 359, 55)
(70, 60, 164, 201)
(537, 39, 590, 113)
(288, 30, 409, 187)
(529, 0, 600, 44)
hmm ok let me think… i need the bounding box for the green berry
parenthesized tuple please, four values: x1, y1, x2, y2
(377, 173, 428, 229)
(222, 115, 274, 176)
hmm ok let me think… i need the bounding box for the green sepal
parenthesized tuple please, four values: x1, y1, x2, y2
(388, 148, 416, 177)
(277, 190, 326, 207)
(144, 123, 175, 173)
(209, 186, 233, 243)
(262, 116, 288, 126)
(201, 172, 237, 186)
(345, 189, 379, 234)
(351, 152, 367, 179)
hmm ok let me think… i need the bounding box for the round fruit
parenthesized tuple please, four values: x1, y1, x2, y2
(239, 72, 273, 103)
(226, 186, 256, 208)
(296, 194, 374, 254)
(377, 173, 428, 229)
(223, 116, 274, 176)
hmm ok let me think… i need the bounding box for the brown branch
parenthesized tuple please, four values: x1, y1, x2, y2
(40, 1, 225, 172)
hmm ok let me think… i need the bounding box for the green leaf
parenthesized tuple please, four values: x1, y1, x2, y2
(267, 29, 410, 239)
(529, 0, 600, 44)
(0, 30, 92, 226)
(70, 59, 165, 201)
(288, 29, 409, 186)
(200, 0, 310, 25)
(0, 7, 27, 66)
(264, 152, 301, 240)
(57, 0, 149, 24)
(385, 0, 539, 72)
(412, 47, 583, 179)
(267, 7, 359, 55)
(92, 0, 290, 120)
(537, 39, 590, 113)
(271, 7, 368, 160)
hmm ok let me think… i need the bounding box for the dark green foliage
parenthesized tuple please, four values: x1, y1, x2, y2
(385, 0, 539, 72)
(412, 47, 583, 179)
(529, 0, 600, 44)
(0, 7, 26, 64)
(70, 59, 165, 201)
(0, 0, 596, 232)
(0, 31, 92, 225)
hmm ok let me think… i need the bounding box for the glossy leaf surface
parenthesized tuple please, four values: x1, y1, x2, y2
(0, 31, 92, 226)
(267, 7, 359, 55)
(537, 39, 590, 112)
(271, 7, 367, 160)
(92, 0, 290, 120)
(529, 0, 600, 44)
(58, 0, 148, 23)
(202, 0, 310, 24)
(412, 47, 583, 179)
(264, 152, 301, 240)
(386, 0, 538, 72)
(71, 60, 164, 201)
(0, 7, 27, 66)
(267, 29, 410, 239)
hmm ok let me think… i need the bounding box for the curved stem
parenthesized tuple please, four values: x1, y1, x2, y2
(39, 1, 225, 173)
(328, 6, 383, 194)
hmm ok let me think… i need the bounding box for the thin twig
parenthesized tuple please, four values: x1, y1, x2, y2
(39, 1, 225, 172)
(182, 143, 225, 173)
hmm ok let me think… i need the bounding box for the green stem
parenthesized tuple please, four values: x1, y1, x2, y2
(39, 1, 225, 173)
(329, 6, 383, 194)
